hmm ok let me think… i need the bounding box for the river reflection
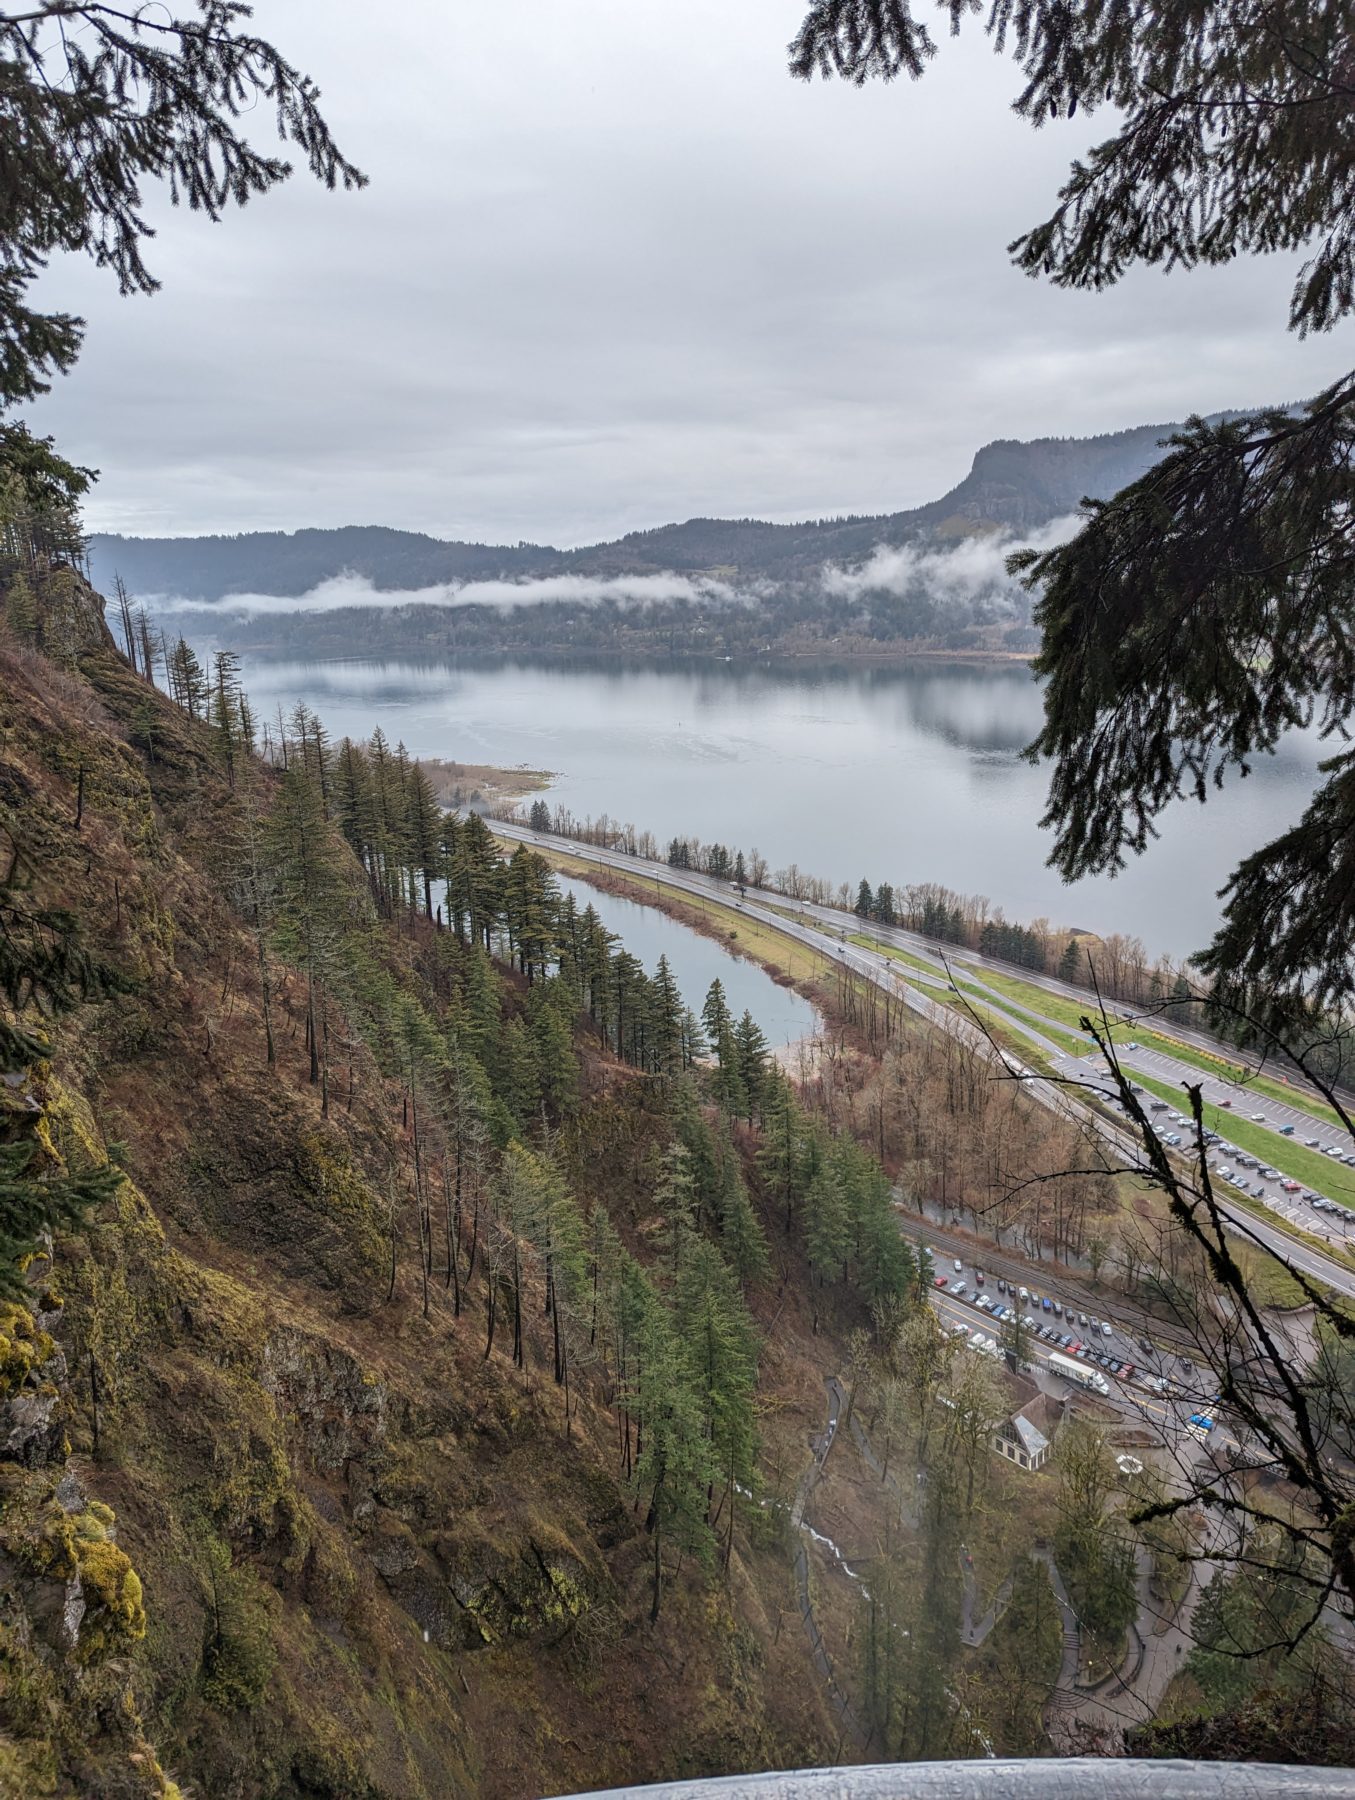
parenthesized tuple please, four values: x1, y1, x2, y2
(232, 650, 1325, 960)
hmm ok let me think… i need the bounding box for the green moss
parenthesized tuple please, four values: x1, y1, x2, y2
(0, 1301, 55, 1399)
(201, 1539, 277, 1711)
(75, 1534, 148, 1659)
(9, 1492, 147, 1661)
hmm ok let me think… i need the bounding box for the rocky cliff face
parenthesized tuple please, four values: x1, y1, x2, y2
(916, 424, 1185, 532)
(0, 600, 836, 1798)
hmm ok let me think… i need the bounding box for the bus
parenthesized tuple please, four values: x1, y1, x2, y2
(1049, 1350, 1110, 1396)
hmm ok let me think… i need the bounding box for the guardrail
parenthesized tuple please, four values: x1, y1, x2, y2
(551, 1763, 1355, 1800)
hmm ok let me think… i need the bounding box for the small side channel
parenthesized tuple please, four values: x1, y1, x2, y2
(555, 875, 820, 1056)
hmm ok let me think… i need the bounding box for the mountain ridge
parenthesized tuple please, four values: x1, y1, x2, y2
(89, 413, 1213, 602)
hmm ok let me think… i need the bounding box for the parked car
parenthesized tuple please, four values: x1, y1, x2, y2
(1079, 1313, 1089, 1327)
(1121, 1363, 1135, 1381)
(1251, 1112, 1266, 1123)
(1041, 1297, 1052, 1312)
(975, 1271, 985, 1285)
(954, 1258, 963, 1271)
(1306, 1137, 1323, 1148)
(1102, 1322, 1113, 1336)
(934, 1275, 948, 1288)
(953, 1282, 967, 1297)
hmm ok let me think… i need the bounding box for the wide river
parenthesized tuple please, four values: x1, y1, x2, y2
(235, 652, 1325, 964)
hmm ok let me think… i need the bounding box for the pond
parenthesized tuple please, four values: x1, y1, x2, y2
(554, 874, 819, 1056)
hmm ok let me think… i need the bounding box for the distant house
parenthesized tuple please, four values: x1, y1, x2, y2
(992, 1378, 1062, 1473)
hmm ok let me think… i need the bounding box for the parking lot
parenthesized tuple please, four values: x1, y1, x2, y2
(926, 1251, 1232, 1448)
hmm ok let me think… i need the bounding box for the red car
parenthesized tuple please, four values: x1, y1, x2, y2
(934, 1275, 948, 1289)
(975, 1271, 985, 1285)
(1068, 1340, 1082, 1355)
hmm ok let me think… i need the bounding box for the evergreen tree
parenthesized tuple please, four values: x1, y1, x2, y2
(650, 955, 685, 1077)
(0, 5, 364, 405)
(1058, 936, 1083, 985)
(653, 1140, 698, 1278)
(701, 977, 732, 1046)
(211, 650, 245, 789)
(631, 1278, 713, 1621)
(406, 764, 443, 920)
(716, 1137, 769, 1287)
(855, 879, 873, 918)
(709, 1018, 747, 1120)
(757, 1072, 804, 1235)
(527, 982, 579, 1120)
(266, 758, 355, 1108)
(803, 1162, 848, 1323)
(497, 1015, 541, 1133)
(732, 1010, 770, 1122)
(673, 1236, 759, 1562)
(168, 636, 209, 720)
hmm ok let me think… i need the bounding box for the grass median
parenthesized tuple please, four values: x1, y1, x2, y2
(511, 840, 849, 992)
(959, 967, 1345, 1134)
(1132, 1067, 1355, 1209)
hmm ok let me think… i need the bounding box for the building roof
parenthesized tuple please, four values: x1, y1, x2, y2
(1011, 1413, 1050, 1459)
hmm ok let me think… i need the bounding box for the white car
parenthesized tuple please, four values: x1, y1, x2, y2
(954, 1258, 963, 1271)
(1101, 1322, 1113, 1336)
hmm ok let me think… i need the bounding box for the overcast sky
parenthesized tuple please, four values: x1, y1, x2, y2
(26, 0, 1353, 545)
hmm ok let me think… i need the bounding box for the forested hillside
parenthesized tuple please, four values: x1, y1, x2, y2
(0, 457, 949, 1797)
(88, 414, 1216, 604)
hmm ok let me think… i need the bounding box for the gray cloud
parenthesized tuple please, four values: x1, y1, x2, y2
(23, 0, 1350, 540)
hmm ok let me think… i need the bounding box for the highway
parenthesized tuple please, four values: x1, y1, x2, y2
(493, 820, 1355, 1301)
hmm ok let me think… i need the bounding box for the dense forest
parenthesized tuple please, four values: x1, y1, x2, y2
(0, 436, 1007, 1797)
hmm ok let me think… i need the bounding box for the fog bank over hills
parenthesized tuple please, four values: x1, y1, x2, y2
(90, 414, 1195, 604)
